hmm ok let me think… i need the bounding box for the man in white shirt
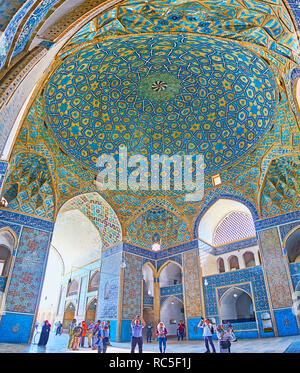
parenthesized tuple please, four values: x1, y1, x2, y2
(198, 318, 216, 353)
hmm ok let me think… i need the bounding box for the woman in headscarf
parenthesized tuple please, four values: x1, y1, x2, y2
(156, 322, 168, 353)
(38, 320, 51, 347)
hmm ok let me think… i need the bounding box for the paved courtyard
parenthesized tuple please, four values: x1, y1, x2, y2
(0, 332, 300, 353)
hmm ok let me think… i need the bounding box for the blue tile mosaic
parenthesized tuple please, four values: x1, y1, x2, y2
(255, 211, 300, 232)
(160, 284, 183, 296)
(213, 237, 258, 255)
(0, 312, 34, 343)
(203, 266, 269, 317)
(143, 296, 154, 308)
(279, 221, 300, 243)
(0, 276, 7, 292)
(120, 319, 132, 342)
(274, 308, 299, 336)
(0, 209, 54, 232)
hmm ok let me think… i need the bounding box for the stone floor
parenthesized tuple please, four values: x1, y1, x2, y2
(0, 332, 300, 353)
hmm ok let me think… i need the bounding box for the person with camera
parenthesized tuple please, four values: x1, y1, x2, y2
(156, 321, 168, 353)
(198, 317, 216, 353)
(131, 315, 146, 353)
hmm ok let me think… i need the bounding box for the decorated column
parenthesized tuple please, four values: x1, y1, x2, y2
(258, 225, 299, 336)
(0, 209, 53, 343)
(183, 248, 203, 340)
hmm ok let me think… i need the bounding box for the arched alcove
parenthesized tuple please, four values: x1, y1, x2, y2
(85, 298, 97, 324)
(198, 198, 256, 246)
(67, 280, 78, 297)
(243, 251, 256, 268)
(62, 302, 76, 329)
(285, 227, 300, 263)
(89, 271, 100, 292)
(159, 262, 182, 288)
(104, 282, 110, 300)
(228, 255, 240, 271)
(217, 257, 225, 273)
(160, 297, 184, 336)
(143, 264, 154, 297)
(220, 288, 255, 323)
(0, 229, 16, 277)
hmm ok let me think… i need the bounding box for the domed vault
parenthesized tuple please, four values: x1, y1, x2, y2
(44, 33, 278, 176)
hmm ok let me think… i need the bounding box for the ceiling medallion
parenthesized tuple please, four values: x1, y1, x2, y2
(152, 80, 168, 92)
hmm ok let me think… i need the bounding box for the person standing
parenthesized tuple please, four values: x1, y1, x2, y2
(96, 323, 110, 353)
(56, 321, 62, 336)
(146, 323, 153, 343)
(106, 320, 112, 346)
(216, 325, 232, 353)
(87, 321, 94, 348)
(177, 320, 185, 341)
(198, 318, 216, 353)
(81, 320, 87, 347)
(227, 323, 237, 342)
(72, 323, 82, 350)
(131, 315, 146, 353)
(68, 319, 77, 349)
(156, 322, 168, 353)
(38, 320, 51, 347)
(92, 320, 101, 350)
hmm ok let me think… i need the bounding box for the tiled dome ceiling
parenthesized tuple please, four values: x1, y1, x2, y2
(44, 33, 278, 175)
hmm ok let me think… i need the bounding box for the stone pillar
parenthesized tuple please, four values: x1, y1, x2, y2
(183, 249, 203, 340)
(153, 277, 160, 326)
(254, 250, 260, 267)
(0, 209, 54, 343)
(223, 255, 230, 272)
(258, 227, 299, 336)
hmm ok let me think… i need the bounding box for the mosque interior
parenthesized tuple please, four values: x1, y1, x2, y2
(0, 0, 299, 345)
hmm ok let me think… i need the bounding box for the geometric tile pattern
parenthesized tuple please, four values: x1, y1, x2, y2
(183, 250, 202, 318)
(66, 0, 300, 65)
(5, 226, 51, 314)
(122, 252, 143, 319)
(96, 251, 122, 320)
(260, 155, 300, 218)
(160, 284, 183, 297)
(258, 227, 293, 309)
(213, 211, 256, 246)
(126, 206, 190, 250)
(60, 192, 122, 249)
(217, 283, 252, 301)
(44, 33, 278, 176)
(2, 152, 55, 220)
(202, 266, 269, 316)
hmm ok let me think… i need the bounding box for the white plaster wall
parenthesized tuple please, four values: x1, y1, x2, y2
(143, 265, 154, 296)
(52, 209, 102, 274)
(199, 251, 218, 276)
(159, 263, 182, 288)
(160, 297, 184, 335)
(198, 199, 252, 245)
(200, 246, 260, 275)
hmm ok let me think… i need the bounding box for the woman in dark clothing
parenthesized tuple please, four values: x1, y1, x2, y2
(38, 320, 51, 346)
